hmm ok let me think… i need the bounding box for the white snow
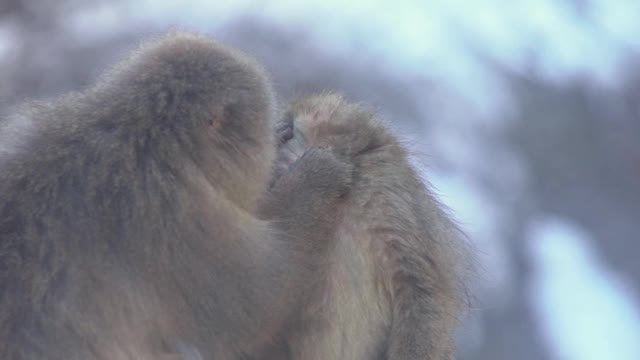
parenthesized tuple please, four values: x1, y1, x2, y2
(528, 218, 640, 360)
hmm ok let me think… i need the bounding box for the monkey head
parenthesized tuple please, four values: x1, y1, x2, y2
(280, 94, 392, 165)
(103, 32, 276, 212)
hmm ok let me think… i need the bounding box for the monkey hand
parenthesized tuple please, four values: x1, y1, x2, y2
(260, 147, 352, 232)
(267, 146, 353, 211)
(291, 147, 352, 199)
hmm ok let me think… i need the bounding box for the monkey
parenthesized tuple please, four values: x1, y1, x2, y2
(270, 93, 468, 360)
(0, 33, 352, 359)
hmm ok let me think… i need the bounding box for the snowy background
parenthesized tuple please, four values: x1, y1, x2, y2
(1, 1, 639, 359)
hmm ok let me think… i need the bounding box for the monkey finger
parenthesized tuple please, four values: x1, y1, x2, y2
(294, 147, 354, 197)
(275, 112, 295, 144)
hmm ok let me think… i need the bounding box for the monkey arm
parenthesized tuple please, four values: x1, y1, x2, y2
(167, 147, 351, 356)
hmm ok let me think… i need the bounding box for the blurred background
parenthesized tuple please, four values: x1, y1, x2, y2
(1, 1, 638, 359)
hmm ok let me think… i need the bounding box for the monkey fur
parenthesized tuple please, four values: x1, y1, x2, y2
(0, 33, 351, 359)
(272, 94, 467, 360)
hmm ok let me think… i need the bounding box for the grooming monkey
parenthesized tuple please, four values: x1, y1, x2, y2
(0, 33, 351, 359)
(272, 94, 467, 360)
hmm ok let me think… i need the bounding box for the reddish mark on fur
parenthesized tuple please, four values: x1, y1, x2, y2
(210, 112, 223, 130)
(207, 108, 224, 140)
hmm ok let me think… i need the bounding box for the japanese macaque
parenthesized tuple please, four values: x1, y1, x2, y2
(0, 33, 351, 359)
(272, 94, 467, 360)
